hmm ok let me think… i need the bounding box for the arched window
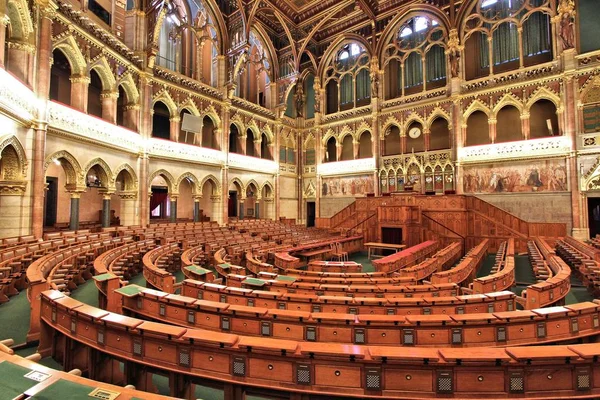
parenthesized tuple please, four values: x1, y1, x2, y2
(304, 136, 315, 166)
(340, 135, 354, 161)
(383, 15, 446, 99)
(49, 49, 72, 105)
(237, 31, 272, 107)
(384, 126, 401, 156)
(465, 111, 490, 146)
(152, 101, 171, 140)
(529, 99, 559, 138)
(496, 106, 522, 142)
(246, 130, 255, 157)
(116, 85, 127, 127)
(463, 0, 553, 79)
(358, 131, 372, 158)
(324, 42, 370, 114)
(429, 118, 450, 150)
(87, 69, 103, 118)
(179, 109, 193, 144)
(202, 116, 217, 149)
(406, 121, 425, 152)
(229, 124, 239, 153)
(325, 137, 337, 162)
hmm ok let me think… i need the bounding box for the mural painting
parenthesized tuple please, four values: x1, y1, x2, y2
(322, 175, 374, 197)
(463, 159, 567, 193)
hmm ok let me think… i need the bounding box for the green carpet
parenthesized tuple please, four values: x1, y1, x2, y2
(0, 291, 30, 345)
(349, 251, 374, 272)
(476, 254, 497, 278)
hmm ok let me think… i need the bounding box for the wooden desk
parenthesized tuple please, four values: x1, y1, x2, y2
(364, 242, 406, 259)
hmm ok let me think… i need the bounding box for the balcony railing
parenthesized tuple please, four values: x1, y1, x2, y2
(228, 153, 278, 174)
(0, 69, 39, 122)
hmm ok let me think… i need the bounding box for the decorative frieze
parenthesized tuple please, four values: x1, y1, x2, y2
(0, 69, 38, 121)
(228, 153, 278, 174)
(317, 158, 376, 176)
(458, 136, 571, 164)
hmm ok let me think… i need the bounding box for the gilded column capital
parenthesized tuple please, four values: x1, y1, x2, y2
(100, 91, 119, 100)
(0, 180, 27, 196)
(70, 75, 91, 84)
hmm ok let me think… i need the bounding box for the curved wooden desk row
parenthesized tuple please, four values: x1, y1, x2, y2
(220, 273, 457, 297)
(527, 240, 553, 284)
(93, 239, 156, 281)
(142, 242, 181, 293)
(400, 242, 462, 282)
(273, 236, 363, 270)
(114, 286, 590, 347)
(26, 236, 133, 342)
(180, 245, 206, 269)
(245, 250, 277, 275)
(430, 239, 489, 285)
(177, 279, 512, 314)
(40, 291, 600, 399)
(372, 240, 439, 274)
(0, 351, 173, 400)
(523, 255, 571, 310)
(471, 239, 515, 294)
(563, 236, 600, 262)
(0, 233, 37, 250)
(307, 260, 362, 273)
(556, 238, 600, 297)
(255, 271, 417, 285)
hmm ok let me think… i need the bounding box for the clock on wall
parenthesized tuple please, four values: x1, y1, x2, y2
(408, 127, 421, 139)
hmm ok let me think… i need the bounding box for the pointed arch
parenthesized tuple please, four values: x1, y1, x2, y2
(6, 0, 34, 42)
(403, 112, 426, 131)
(356, 120, 372, 137)
(176, 172, 201, 194)
(229, 177, 244, 193)
(318, 33, 373, 81)
(44, 150, 82, 187)
(152, 90, 178, 117)
(322, 129, 338, 146)
(262, 124, 274, 144)
(0, 135, 28, 177)
(303, 132, 316, 150)
(89, 56, 117, 91)
(426, 107, 452, 129)
(245, 179, 260, 194)
(463, 99, 491, 120)
(246, 120, 261, 140)
(493, 93, 524, 116)
(52, 35, 87, 76)
(178, 97, 200, 116)
(260, 181, 275, 198)
(202, 104, 222, 127)
(113, 163, 138, 191)
(526, 87, 561, 110)
(381, 115, 402, 134)
(198, 174, 220, 195)
(148, 169, 176, 192)
(83, 158, 114, 190)
(116, 73, 140, 105)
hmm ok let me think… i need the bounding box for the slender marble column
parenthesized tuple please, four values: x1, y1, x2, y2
(69, 192, 81, 231)
(101, 194, 111, 228)
(170, 196, 178, 223)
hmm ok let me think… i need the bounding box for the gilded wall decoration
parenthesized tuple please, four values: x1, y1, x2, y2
(463, 159, 567, 193)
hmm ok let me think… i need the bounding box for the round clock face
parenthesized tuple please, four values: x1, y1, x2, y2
(408, 127, 421, 139)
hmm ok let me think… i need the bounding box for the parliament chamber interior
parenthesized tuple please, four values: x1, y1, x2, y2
(2, 0, 600, 398)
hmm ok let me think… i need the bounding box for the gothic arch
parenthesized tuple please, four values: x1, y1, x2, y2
(113, 163, 138, 191)
(426, 107, 452, 129)
(152, 90, 178, 117)
(176, 172, 201, 194)
(52, 36, 87, 76)
(463, 99, 491, 120)
(44, 150, 82, 187)
(262, 125, 274, 144)
(318, 33, 372, 81)
(82, 158, 115, 190)
(6, 0, 34, 42)
(178, 98, 200, 116)
(526, 87, 562, 111)
(493, 93, 524, 116)
(229, 177, 244, 193)
(89, 57, 117, 91)
(246, 120, 261, 140)
(381, 115, 402, 134)
(117, 73, 140, 105)
(200, 174, 221, 195)
(0, 135, 27, 177)
(245, 179, 260, 195)
(148, 169, 175, 192)
(403, 112, 426, 132)
(260, 181, 275, 198)
(203, 105, 222, 127)
(322, 129, 338, 146)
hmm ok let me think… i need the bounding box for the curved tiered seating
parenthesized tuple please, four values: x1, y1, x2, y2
(470, 239, 516, 294)
(372, 240, 439, 273)
(430, 239, 489, 285)
(38, 290, 600, 399)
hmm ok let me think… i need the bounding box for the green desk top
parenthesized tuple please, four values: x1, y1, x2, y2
(218, 263, 231, 269)
(242, 278, 266, 287)
(276, 275, 296, 282)
(185, 265, 210, 275)
(29, 378, 95, 399)
(114, 284, 144, 297)
(93, 273, 116, 282)
(0, 360, 39, 399)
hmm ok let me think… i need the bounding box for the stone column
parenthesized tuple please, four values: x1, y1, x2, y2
(400, 134, 407, 154)
(336, 143, 342, 162)
(70, 75, 90, 113)
(211, 195, 223, 225)
(488, 118, 497, 143)
(193, 195, 201, 222)
(521, 112, 530, 140)
(118, 192, 137, 227)
(31, 5, 56, 238)
(254, 139, 261, 158)
(0, 13, 7, 67)
(101, 91, 119, 124)
(423, 128, 431, 151)
(101, 193, 112, 228)
(221, 166, 229, 224)
(264, 197, 274, 220)
(170, 194, 178, 223)
(0, 183, 27, 238)
(124, 104, 140, 132)
(138, 154, 149, 227)
(69, 192, 81, 231)
(239, 196, 245, 219)
(353, 140, 359, 159)
(274, 173, 280, 219)
(170, 116, 181, 142)
(240, 134, 247, 155)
